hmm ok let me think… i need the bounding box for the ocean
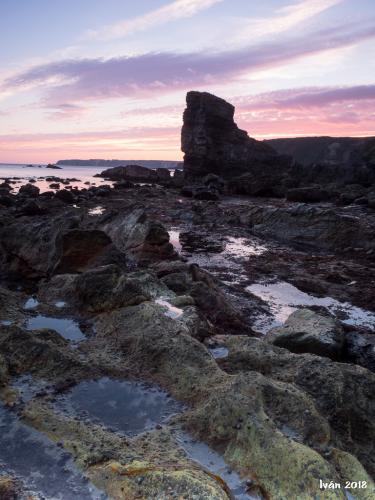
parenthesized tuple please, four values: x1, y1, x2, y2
(0, 163, 116, 193)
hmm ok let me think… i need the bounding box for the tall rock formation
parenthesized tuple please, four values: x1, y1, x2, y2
(181, 91, 292, 196)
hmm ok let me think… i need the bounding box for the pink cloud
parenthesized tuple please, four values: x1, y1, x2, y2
(232, 84, 375, 137)
(2, 83, 374, 163)
(234, 84, 375, 110)
(3, 21, 375, 107)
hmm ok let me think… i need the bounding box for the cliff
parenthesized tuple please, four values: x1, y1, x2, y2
(265, 136, 375, 167)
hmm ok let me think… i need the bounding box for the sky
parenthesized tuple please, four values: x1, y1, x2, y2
(0, 0, 374, 163)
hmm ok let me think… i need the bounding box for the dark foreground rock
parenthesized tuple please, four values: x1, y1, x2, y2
(0, 205, 176, 278)
(239, 202, 375, 252)
(19, 183, 40, 197)
(102, 208, 176, 262)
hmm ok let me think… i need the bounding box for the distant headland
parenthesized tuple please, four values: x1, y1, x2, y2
(56, 159, 183, 169)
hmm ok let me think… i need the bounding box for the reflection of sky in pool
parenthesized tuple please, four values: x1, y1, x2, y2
(55, 377, 183, 436)
(0, 402, 105, 499)
(24, 297, 39, 310)
(168, 229, 266, 286)
(155, 298, 184, 319)
(168, 230, 182, 253)
(247, 280, 375, 334)
(177, 432, 258, 499)
(88, 206, 106, 215)
(209, 346, 229, 359)
(26, 315, 85, 341)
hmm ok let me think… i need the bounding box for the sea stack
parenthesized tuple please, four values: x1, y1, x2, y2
(181, 91, 292, 196)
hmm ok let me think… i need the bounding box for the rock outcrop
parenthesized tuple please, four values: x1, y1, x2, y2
(102, 208, 175, 262)
(98, 164, 172, 184)
(239, 203, 375, 252)
(266, 308, 345, 360)
(99, 164, 158, 182)
(181, 91, 292, 196)
(19, 183, 40, 197)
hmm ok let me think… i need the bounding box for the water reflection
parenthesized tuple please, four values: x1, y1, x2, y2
(0, 402, 105, 499)
(54, 377, 183, 436)
(26, 315, 85, 341)
(247, 280, 375, 333)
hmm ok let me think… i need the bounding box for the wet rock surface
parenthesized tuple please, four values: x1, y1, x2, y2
(1, 94, 375, 499)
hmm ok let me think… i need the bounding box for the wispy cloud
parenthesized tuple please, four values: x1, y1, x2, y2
(234, 84, 375, 138)
(3, 21, 375, 108)
(235, 84, 375, 110)
(86, 0, 224, 40)
(46, 103, 87, 120)
(238, 0, 344, 40)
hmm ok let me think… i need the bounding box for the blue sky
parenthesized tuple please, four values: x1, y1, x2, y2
(0, 0, 374, 163)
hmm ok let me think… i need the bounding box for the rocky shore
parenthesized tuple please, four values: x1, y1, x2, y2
(0, 92, 375, 499)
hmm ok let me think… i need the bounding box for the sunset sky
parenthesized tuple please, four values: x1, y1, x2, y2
(0, 0, 374, 163)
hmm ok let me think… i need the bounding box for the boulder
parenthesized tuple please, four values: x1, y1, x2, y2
(55, 189, 75, 204)
(39, 266, 172, 313)
(266, 308, 345, 360)
(202, 173, 225, 192)
(180, 185, 194, 198)
(368, 193, 375, 209)
(0, 213, 81, 278)
(0, 353, 8, 386)
(113, 180, 135, 189)
(344, 328, 375, 372)
(102, 208, 175, 261)
(172, 169, 185, 187)
(19, 183, 40, 197)
(53, 229, 112, 274)
(0, 195, 15, 208)
(0, 325, 91, 380)
(99, 165, 158, 183)
(338, 184, 367, 205)
(0, 182, 12, 191)
(193, 186, 220, 201)
(180, 184, 220, 200)
(286, 186, 328, 203)
(155, 262, 253, 335)
(18, 200, 46, 216)
(155, 168, 171, 182)
(181, 91, 292, 196)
